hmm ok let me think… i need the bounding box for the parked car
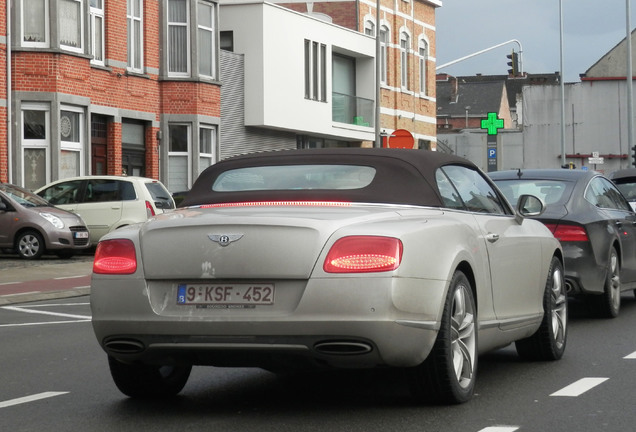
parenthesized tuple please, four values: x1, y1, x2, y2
(91, 149, 565, 404)
(608, 168, 636, 211)
(490, 169, 636, 318)
(36, 176, 175, 244)
(0, 183, 90, 259)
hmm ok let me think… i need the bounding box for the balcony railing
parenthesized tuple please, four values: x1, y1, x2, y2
(332, 92, 374, 127)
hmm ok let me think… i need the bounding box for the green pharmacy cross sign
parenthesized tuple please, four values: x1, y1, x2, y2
(481, 112, 504, 135)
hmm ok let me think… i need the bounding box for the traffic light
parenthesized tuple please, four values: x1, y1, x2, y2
(507, 50, 519, 76)
(632, 146, 636, 167)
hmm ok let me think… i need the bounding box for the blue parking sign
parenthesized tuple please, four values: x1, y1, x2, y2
(488, 148, 497, 158)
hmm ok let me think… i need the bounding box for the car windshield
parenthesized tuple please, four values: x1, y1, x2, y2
(0, 184, 50, 207)
(212, 165, 377, 192)
(492, 179, 572, 207)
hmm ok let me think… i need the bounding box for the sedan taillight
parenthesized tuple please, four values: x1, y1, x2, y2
(323, 236, 403, 273)
(93, 239, 138, 274)
(544, 223, 589, 242)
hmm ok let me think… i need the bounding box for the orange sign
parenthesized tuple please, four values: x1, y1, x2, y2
(386, 129, 415, 149)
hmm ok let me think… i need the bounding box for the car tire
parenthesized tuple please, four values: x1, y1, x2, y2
(16, 230, 45, 259)
(587, 247, 620, 318)
(408, 270, 477, 404)
(108, 356, 192, 398)
(516, 256, 567, 361)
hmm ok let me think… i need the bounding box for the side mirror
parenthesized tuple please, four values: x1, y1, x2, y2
(0, 202, 6, 212)
(517, 194, 545, 217)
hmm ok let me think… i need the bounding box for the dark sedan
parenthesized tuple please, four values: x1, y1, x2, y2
(490, 169, 636, 318)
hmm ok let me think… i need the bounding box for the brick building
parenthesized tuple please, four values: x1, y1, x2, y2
(1, 0, 221, 193)
(0, 0, 440, 191)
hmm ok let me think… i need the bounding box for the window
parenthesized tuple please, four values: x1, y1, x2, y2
(60, 0, 83, 52)
(585, 177, 632, 211)
(364, 20, 374, 36)
(199, 126, 216, 176)
(22, 0, 49, 47)
(437, 165, 507, 214)
(304, 39, 327, 102)
(198, 1, 216, 78)
(60, 108, 84, 178)
(22, 104, 50, 190)
(419, 39, 428, 95)
(127, 0, 143, 72)
(90, 0, 105, 65)
(380, 26, 388, 85)
(400, 32, 410, 90)
(168, 0, 190, 76)
(168, 124, 190, 192)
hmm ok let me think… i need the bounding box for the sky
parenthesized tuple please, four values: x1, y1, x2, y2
(435, 0, 636, 82)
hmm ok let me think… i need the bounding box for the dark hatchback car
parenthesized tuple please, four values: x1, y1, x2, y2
(490, 169, 636, 318)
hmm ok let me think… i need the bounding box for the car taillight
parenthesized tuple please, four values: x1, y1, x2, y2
(145, 200, 156, 217)
(93, 239, 137, 274)
(324, 236, 403, 273)
(543, 223, 589, 242)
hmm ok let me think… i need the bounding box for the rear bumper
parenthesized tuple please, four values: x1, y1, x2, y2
(91, 275, 447, 369)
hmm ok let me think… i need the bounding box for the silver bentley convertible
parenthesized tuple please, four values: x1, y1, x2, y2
(90, 148, 566, 404)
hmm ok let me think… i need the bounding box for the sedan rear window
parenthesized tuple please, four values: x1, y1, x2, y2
(212, 165, 376, 192)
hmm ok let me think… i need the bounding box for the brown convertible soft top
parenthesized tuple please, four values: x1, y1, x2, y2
(180, 148, 478, 208)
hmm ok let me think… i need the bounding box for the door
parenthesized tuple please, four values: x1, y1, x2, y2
(440, 165, 544, 321)
(91, 115, 108, 175)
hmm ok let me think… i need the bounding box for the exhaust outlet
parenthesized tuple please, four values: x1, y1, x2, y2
(104, 339, 145, 354)
(314, 341, 373, 355)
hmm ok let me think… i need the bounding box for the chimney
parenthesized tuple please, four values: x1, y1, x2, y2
(449, 76, 458, 102)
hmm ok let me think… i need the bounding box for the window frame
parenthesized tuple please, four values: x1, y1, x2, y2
(167, 0, 191, 77)
(379, 26, 389, 85)
(168, 123, 192, 192)
(59, 0, 84, 53)
(60, 106, 85, 178)
(127, 0, 144, 73)
(418, 38, 428, 96)
(21, 0, 50, 48)
(21, 103, 51, 190)
(198, 125, 216, 176)
(400, 32, 410, 90)
(90, 0, 105, 66)
(197, 0, 217, 79)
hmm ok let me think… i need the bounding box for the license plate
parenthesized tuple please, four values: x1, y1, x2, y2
(74, 231, 89, 239)
(177, 283, 275, 306)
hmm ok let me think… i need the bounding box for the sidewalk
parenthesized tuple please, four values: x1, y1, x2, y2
(0, 253, 94, 305)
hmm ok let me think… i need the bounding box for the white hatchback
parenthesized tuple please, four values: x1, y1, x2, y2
(36, 176, 175, 244)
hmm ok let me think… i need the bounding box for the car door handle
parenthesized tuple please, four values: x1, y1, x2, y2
(486, 233, 500, 243)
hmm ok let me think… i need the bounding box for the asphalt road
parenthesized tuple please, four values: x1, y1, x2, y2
(2, 291, 636, 431)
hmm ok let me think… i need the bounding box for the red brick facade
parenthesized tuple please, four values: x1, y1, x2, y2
(0, 0, 221, 189)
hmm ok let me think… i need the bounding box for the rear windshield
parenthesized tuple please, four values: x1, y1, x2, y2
(145, 182, 175, 209)
(492, 179, 573, 207)
(212, 165, 377, 192)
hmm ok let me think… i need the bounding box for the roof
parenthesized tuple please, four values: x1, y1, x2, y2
(436, 79, 505, 118)
(436, 73, 561, 116)
(182, 148, 477, 207)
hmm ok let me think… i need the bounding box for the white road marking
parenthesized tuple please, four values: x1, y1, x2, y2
(550, 377, 609, 397)
(478, 427, 519, 432)
(1, 306, 91, 320)
(0, 392, 69, 409)
(624, 351, 636, 359)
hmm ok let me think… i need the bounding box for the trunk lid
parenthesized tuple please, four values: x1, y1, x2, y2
(139, 204, 402, 279)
